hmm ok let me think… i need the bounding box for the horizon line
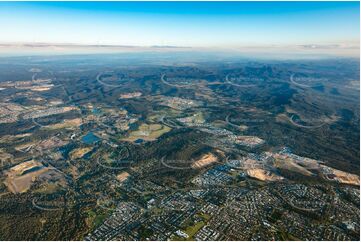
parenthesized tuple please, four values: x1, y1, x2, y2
(0, 41, 359, 49)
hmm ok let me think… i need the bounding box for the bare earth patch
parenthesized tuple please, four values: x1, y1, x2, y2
(235, 136, 265, 147)
(122, 123, 171, 142)
(192, 153, 218, 169)
(69, 147, 93, 160)
(246, 168, 284, 182)
(116, 171, 130, 183)
(320, 166, 359, 186)
(43, 118, 82, 130)
(3, 160, 64, 193)
(119, 92, 142, 99)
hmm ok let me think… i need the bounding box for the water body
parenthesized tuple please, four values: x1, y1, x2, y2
(82, 132, 101, 145)
(92, 108, 101, 115)
(134, 139, 144, 144)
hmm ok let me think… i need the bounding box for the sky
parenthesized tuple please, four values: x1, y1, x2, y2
(0, 1, 359, 56)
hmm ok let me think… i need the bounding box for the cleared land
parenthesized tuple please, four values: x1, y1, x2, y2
(192, 153, 218, 169)
(116, 171, 130, 183)
(42, 118, 82, 130)
(69, 147, 93, 160)
(3, 160, 64, 193)
(246, 168, 284, 182)
(122, 123, 171, 142)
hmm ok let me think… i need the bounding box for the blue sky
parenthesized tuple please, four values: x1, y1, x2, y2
(0, 1, 359, 48)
